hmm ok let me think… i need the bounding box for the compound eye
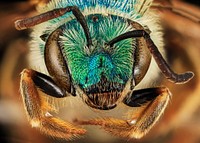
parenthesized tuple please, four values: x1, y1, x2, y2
(133, 37, 151, 85)
(44, 28, 74, 95)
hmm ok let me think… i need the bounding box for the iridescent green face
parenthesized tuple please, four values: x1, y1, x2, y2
(60, 15, 135, 91)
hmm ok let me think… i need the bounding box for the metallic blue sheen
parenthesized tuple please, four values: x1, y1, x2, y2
(60, 15, 134, 88)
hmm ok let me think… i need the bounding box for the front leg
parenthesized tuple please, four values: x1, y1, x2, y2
(75, 87, 170, 139)
(20, 69, 86, 139)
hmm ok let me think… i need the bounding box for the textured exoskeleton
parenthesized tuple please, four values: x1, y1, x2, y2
(15, 0, 194, 140)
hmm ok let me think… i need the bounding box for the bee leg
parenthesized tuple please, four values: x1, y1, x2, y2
(75, 87, 170, 139)
(20, 69, 86, 139)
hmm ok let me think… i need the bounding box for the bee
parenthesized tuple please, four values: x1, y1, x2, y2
(15, 0, 194, 140)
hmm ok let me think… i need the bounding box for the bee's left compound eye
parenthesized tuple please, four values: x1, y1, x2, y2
(132, 37, 152, 86)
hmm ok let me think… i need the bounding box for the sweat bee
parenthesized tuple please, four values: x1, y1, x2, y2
(14, 0, 194, 140)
